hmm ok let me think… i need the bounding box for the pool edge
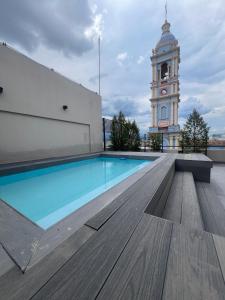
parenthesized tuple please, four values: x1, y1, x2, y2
(0, 152, 164, 272)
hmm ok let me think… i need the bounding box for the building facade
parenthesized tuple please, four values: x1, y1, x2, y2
(0, 43, 102, 163)
(149, 19, 180, 148)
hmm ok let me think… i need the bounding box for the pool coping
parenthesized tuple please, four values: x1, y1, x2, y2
(0, 152, 165, 272)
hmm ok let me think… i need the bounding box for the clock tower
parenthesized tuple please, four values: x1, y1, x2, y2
(149, 19, 180, 149)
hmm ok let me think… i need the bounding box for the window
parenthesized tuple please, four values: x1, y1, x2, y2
(161, 63, 169, 80)
(161, 106, 167, 120)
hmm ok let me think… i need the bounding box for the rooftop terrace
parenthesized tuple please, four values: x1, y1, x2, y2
(0, 152, 225, 299)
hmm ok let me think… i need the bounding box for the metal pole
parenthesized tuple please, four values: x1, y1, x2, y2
(98, 36, 101, 96)
(165, 0, 168, 21)
(144, 134, 146, 152)
(161, 133, 164, 153)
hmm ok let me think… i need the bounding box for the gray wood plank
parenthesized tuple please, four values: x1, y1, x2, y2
(0, 200, 44, 271)
(0, 225, 95, 300)
(96, 215, 173, 300)
(144, 163, 175, 215)
(86, 156, 166, 230)
(163, 172, 203, 231)
(31, 157, 175, 300)
(163, 172, 183, 223)
(213, 234, 225, 283)
(162, 224, 225, 300)
(181, 172, 204, 231)
(197, 182, 225, 237)
(152, 163, 175, 217)
(211, 164, 225, 201)
(0, 245, 15, 278)
(175, 154, 213, 183)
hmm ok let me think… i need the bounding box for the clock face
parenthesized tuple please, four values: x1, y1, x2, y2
(161, 89, 167, 95)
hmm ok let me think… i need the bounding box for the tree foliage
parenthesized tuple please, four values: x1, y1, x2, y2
(180, 109, 209, 153)
(148, 133, 162, 151)
(110, 111, 140, 151)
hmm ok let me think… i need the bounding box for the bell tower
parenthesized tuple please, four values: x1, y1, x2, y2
(149, 18, 180, 148)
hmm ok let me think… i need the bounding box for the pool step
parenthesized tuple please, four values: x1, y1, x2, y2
(162, 172, 204, 231)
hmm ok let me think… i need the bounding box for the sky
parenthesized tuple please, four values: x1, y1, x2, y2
(1, 0, 225, 136)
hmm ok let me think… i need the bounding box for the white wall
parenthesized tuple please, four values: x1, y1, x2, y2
(0, 44, 102, 163)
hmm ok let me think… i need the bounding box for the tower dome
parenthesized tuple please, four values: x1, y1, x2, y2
(149, 15, 181, 150)
(156, 20, 178, 51)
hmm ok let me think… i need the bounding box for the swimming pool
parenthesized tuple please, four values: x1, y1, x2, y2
(0, 156, 151, 229)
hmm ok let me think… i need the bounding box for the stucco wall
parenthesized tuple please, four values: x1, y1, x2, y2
(0, 44, 102, 163)
(207, 150, 225, 163)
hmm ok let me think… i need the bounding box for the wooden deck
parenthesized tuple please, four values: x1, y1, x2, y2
(1, 153, 225, 299)
(163, 172, 204, 230)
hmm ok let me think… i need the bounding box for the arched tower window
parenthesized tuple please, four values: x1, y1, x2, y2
(161, 62, 168, 80)
(161, 106, 167, 120)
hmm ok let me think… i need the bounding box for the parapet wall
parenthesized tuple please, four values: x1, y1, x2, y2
(207, 150, 225, 163)
(0, 44, 102, 163)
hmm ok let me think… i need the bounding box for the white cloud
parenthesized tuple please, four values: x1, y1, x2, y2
(84, 13, 104, 40)
(1, 0, 225, 135)
(117, 52, 128, 60)
(179, 97, 210, 118)
(90, 3, 98, 14)
(137, 55, 145, 64)
(116, 52, 128, 66)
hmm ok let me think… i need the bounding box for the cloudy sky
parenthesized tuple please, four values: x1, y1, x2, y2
(1, 0, 225, 136)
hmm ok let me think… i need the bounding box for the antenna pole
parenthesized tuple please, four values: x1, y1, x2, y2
(165, 0, 168, 21)
(98, 36, 101, 96)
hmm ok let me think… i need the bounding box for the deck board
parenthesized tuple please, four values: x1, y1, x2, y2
(0, 200, 44, 271)
(86, 156, 165, 230)
(0, 154, 223, 300)
(0, 225, 95, 300)
(213, 234, 225, 283)
(163, 172, 203, 231)
(197, 182, 225, 237)
(163, 172, 183, 223)
(0, 245, 15, 278)
(145, 163, 175, 217)
(31, 157, 175, 300)
(96, 215, 173, 300)
(175, 154, 213, 183)
(162, 225, 225, 300)
(181, 172, 203, 230)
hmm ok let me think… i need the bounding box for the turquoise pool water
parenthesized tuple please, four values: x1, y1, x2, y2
(0, 157, 151, 229)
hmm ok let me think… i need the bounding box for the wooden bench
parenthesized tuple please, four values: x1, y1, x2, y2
(163, 172, 204, 231)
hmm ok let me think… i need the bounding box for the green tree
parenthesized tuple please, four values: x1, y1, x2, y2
(127, 120, 141, 151)
(110, 112, 140, 151)
(149, 133, 162, 151)
(110, 112, 128, 150)
(180, 109, 209, 153)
